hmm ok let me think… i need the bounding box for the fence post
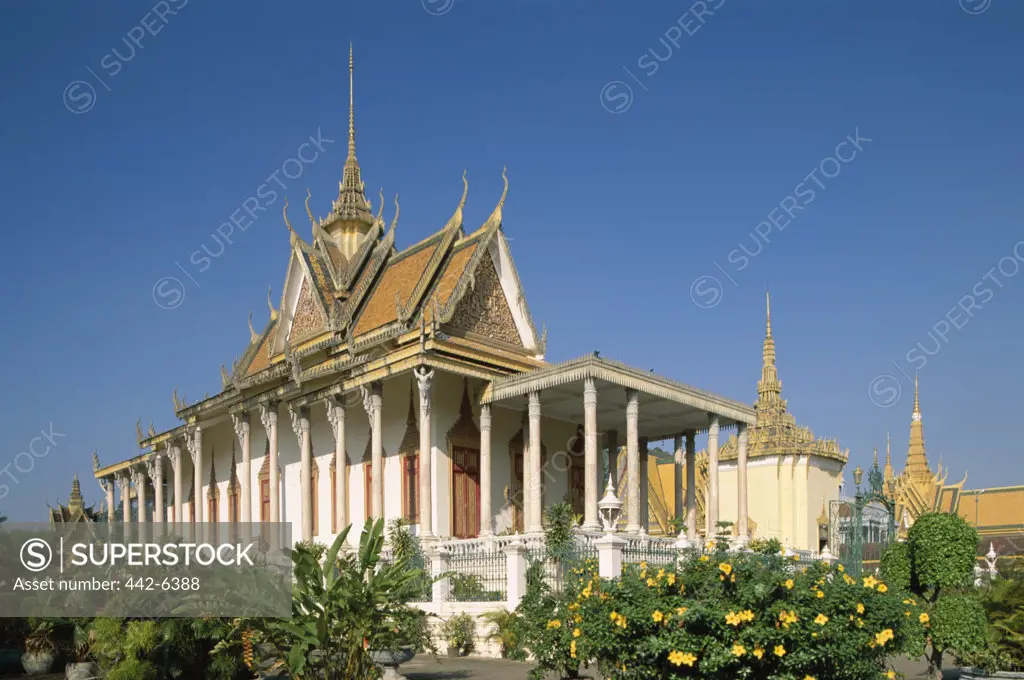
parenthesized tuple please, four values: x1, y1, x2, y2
(503, 539, 527, 610)
(595, 534, 625, 579)
(430, 545, 450, 604)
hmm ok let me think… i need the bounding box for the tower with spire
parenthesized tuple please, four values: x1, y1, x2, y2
(904, 376, 932, 482)
(48, 474, 100, 524)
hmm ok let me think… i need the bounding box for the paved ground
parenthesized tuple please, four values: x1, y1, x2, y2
(403, 653, 957, 679)
(0, 654, 959, 679)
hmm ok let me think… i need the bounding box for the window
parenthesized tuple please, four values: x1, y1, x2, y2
(260, 479, 270, 522)
(402, 452, 419, 523)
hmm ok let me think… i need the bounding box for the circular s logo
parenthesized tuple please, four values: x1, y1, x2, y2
(20, 538, 53, 572)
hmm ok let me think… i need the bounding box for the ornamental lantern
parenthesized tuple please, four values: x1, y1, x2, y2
(598, 475, 622, 534)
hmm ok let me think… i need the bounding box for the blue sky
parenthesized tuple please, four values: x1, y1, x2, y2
(1, 0, 1021, 520)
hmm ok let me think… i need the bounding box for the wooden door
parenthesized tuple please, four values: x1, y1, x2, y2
(452, 446, 480, 539)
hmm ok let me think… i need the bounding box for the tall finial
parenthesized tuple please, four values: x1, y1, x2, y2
(765, 291, 772, 338)
(913, 374, 920, 414)
(349, 42, 356, 159)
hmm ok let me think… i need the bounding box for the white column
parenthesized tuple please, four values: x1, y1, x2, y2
(260, 402, 280, 523)
(583, 378, 599, 531)
(118, 471, 130, 522)
(326, 396, 347, 533)
(639, 436, 649, 533)
(169, 443, 183, 524)
(103, 476, 115, 523)
(133, 467, 148, 544)
(149, 455, 164, 523)
(527, 391, 543, 533)
(187, 425, 204, 524)
(673, 434, 684, 526)
(232, 412, 252, 524)
(685, 430, 697, 540)
(292, 405, 313, 541)
(625, 389, 640, 533)
(707, 415, 720, 536)
(479, 402, 492, 536)
(364, 382, 384, 519)
(737, 423, 749, 543)
(415, 367, 435, 538)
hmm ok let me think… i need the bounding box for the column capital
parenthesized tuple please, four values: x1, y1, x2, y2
(259, 400, 279, 436)
(231, 411, 250, 444)
(583, 377, 597, 402)
(528, 390, 541, 417)
(707, 414, 721, 436)
(414, 365, 435, 393)
(737, 423, 749, 443)
(131, 465, 147, 486)
(289, 403, 311, 447)
(480, 402, 492, 431)
(625, 389, 639, 416)
(185, 425, 202, 465)
(325, 396, 345, 440)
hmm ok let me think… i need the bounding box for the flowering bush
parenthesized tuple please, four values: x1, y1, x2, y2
(567, 546, 924, 679)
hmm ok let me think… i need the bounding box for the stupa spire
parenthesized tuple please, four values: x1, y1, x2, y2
(884, 431, 894, 480)
(756, 292, 784, 418)
(325, 43, 375, 241)
(905, 374, 931, 481)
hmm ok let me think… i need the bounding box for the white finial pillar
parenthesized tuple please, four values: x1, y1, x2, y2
(685, 430, 697, 540)
(583, 378, 600, 531)
(291, 405, 313, 541)
(187, 425, 204, 524)
(737, 423, 749, 543)
(232, 412, 252, 524)
(707, 415, 720, 536)
(625, 389, 641, 534)
(527, 391, 543, 533)
(260, 402, 280, 523)
(326, 396, 347, 534)
(149, 455, 164, 524)
(479, 402, 493, 536)
(415, 367, 435, 538)
(363, 382, 384, 519)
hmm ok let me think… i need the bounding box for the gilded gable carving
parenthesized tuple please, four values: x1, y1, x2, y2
(450, 255, 521, 346)
(290, 277, 325, 343)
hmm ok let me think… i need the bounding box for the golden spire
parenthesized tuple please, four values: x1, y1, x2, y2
(69, 474, 83, 512)
(755, 291, 785, 424)
(327, 43, 374, 232)
(884, 431, 894, 480)
(905, 374, 931, 482)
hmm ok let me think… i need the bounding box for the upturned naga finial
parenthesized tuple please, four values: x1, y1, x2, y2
(221, 364, 231, 388)
(483, 166, 508, 230)
(248, 312, 259, 343)
(283, 197, 299, 245)
(148, 423, 156, 437)
(92, 450, 100, 471)
(267, 286, 279, 321)
(443, 171, 468, 231)
(305, 188, 318, 230)
(376, 187, 384, 224)
(135, 419, 144, 441)
(388, 193, 400, 233)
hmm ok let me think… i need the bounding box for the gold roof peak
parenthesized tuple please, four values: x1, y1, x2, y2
(905, 374, 931, 482)
(325, 44, 374, 232)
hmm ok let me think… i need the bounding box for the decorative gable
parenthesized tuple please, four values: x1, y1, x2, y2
(449, 254, 522, 347)
(289, 277, 326, 343)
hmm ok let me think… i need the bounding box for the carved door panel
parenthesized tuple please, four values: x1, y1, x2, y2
(452, 446, 480, 539)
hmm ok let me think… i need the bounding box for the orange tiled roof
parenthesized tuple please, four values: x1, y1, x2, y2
(433, 240, 479, 308)
(352, 235, 444, 336)
(245, 331, 274, 377)
(958, 487, 1024, 530)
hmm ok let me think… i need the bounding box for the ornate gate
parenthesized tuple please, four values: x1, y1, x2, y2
(828, 461, 896, 577)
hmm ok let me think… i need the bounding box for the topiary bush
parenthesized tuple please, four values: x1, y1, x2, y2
(880, 512, 983, 680)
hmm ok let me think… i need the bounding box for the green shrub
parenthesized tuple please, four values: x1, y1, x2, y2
(960, 563, 1024, 672)
(880, 540, 911, 591)
(440, 613, 476, 655)
(568, 547, 922, 680)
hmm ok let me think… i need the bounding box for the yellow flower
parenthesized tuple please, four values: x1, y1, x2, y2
(843, 574, 856, 585)
(887, 671, 897, 679)
(784, 578, 794, 589)
(774, 644, 786, 657)
(816, 590, 825, 599)
(652, 611, 664, 623)
(574, 615, 582, 623)
(874, 628, 894, 646)
(814, 613, 829, 625)
(647, 577, 658, 588)
(640, 561, 648, 570)
(610, 611, 619, 622)
(919, 613, 930, 625)
(753, 647, 764, 659)
(676, 607, 688, 616)
(856, 603, 865, 614)
(719, 562, 733, 576)
(568, 602, 579, 611)
(616, 615, 627, 629)
(732, 643, 747, 657)
(856, 618, 864, 628)
(726, 611, 740, 626)
(667, 573, 677, 586)
(657, 568, 665, 579)
(838, 564, 845, 572)
(669, 650, 697, 667)
(805, 676, 817, 680)
(547, 620, 561, 629)
(878, 583, 888, 593)
(863, 575, 878, 589)
(905, 611, 911, 617)
(570, 640, 577, 659)
(699, 555, 710, 562)
(573, 628, 581, 638)
(740, 610, 755, 622)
